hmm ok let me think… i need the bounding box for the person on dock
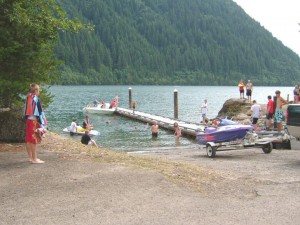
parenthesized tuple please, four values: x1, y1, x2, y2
(266, 96, 274, 130)
(238, 80, 245, 99)
(131, 101, 137, 114)
(81, 130, 98, 148)
(200, 99, 208, 123)
(251, 100, 261, 130)
(151, 121, 159, 138)
(174, 122, 182, 138)
(274, 90, 289, 132)
(246, 80, 253, 102)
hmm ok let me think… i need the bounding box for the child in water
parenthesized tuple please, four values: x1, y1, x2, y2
(174, 122, 182, 138)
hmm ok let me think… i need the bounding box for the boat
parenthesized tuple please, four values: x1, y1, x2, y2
(62, 126, 100, 136)
(83, 102, 116, 115)
(196, 118, 253, 145)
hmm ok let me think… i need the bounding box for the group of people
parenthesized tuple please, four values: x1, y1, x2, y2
(69, 116, 98, 147)
(150, 121, 182, 139)
(250, 90, 289, 132)
(238, 80, 253, 102)
(93, 96, 119, 109)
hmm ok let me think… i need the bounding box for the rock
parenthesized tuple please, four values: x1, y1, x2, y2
(217, 98, 251, 118)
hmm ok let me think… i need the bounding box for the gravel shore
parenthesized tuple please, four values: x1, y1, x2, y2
(1, 132, 300, 225)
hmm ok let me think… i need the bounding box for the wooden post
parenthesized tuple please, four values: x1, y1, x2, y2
(129, 87, 132, 109)
(174, 89, 178, 119)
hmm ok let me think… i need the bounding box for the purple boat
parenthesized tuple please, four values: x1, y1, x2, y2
(196, 119, 253, 145)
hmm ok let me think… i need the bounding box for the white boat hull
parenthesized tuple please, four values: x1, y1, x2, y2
(63, 127, 100, 136)
(83, 104, 116, 115)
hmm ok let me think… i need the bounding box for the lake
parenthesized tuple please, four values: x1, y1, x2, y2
(47, 85, 293, 152)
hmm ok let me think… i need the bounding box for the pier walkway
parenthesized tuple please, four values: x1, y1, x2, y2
(116, 107, 205, 137)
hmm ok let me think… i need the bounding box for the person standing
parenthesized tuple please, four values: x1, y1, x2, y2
(131, 101, 137, 114)
(266, 96, 274, 130)
(238, 80, 245, 99)
(151, 121, 159, 138)
(293, 85, 299, 103)
(200, 99, 208, 123)
(24, 84, 46, 164)
(274, 90, 289, 132)
(251, 100, 261, 130)
(246, 80, 253, 102)
(174, 122, 182, 139)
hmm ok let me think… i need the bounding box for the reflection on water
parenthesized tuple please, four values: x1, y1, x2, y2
(47, 85, 293, 152)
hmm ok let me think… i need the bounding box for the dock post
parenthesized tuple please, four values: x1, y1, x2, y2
(129, 87, 132, 109)
(174, 89, 178, 119)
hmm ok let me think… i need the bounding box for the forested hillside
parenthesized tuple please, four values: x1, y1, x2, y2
(56, 0, 300, 85)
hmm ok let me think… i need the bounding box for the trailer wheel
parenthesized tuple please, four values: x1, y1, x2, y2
(206, 145, 216, 158)
(262, 143, 273, 154)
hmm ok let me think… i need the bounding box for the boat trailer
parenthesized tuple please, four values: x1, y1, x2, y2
(201, 130, 291, 158)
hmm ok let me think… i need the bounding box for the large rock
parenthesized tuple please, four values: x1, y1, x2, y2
(217, 98, 251, 118)
(0, 109, 26, 142)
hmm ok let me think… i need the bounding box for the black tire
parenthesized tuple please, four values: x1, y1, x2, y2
(206, 145, 216, 158)
(262, 143, 273, 154)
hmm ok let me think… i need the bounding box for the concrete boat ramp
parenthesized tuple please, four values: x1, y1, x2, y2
(116, 107, 205, 137)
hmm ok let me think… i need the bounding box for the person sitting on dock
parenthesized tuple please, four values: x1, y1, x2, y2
(151, 121, 159, 138)
(174, 122, 182, 138)
(81, 130, 98, 148)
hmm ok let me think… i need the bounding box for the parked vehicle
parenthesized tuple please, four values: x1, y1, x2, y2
(286, 104, 300, 139)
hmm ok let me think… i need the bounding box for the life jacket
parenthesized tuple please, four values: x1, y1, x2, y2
(25, 92, 36, 116)
(238, 82, 244, 90)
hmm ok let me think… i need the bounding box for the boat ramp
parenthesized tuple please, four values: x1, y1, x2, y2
(115, 107, 205, 137)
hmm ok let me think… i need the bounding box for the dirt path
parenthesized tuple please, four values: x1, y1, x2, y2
(1, 133, 300, 225)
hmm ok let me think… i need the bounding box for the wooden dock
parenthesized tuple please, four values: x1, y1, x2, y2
(115, 107, 205, 137)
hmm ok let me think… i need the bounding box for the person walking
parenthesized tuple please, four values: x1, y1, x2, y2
(274, 90, 289, 132)
(24, 83, 47, 164)
(266, 96, 274, 130)
(200, 99, 208, 123)
(251, 100, 261, 130)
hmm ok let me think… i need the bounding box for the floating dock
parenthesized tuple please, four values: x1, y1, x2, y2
(115, 107, 205, 137)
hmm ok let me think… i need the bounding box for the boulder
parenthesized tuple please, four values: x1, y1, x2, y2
(0, 109, 26, 142)
(217, 98, 251, 118)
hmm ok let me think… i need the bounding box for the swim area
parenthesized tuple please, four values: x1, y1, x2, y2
(47, 85, 293, 152)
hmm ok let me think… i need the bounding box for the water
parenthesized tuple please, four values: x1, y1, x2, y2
(46, 85, 293, 152)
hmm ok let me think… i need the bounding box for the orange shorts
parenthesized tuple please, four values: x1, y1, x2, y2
(25, 119, 41, 144)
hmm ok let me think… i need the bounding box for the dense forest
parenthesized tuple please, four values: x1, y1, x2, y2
(55, 0, 300, 85)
